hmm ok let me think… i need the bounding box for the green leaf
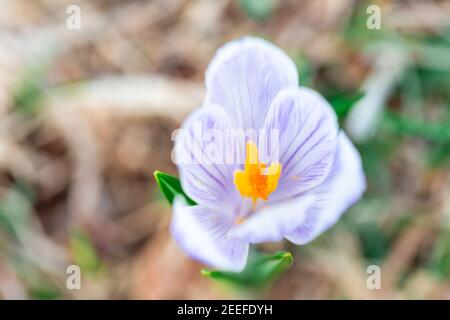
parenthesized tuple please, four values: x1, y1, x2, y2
(69, 228, 103, 275)
(30, 287, 61, 300)
(153, 171, 196, 206)
(429, 143, 450, 167)
(294, 55, 314, 87)
(0, 188, 33, 238)
(357, 222, 389, 262)
(13, 63, 48, 116)
(238, 0, 277, 21)
(428, 230, 450, 279)
(384, 112, 450, 143)
(201, 250, 293, 289)
(327, 91, 364, 119)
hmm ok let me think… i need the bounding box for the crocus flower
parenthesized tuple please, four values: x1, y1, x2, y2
(171, 37, 366, 272)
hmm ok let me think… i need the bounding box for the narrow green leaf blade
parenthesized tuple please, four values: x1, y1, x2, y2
(69, 228, 103, 275)
(201, 250, 293, 288)
(327, 91, 364, 119)
(384, 112, 450, 143)
(153, 171, 196, 206)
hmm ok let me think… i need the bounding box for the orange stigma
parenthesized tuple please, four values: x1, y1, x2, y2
(233, 141, 281, 205)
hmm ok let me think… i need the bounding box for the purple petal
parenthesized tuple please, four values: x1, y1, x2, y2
(205, 37, 298, 130)
(261, 87, 339, 202)
(285, 132, 366, 245)
(227, 195, 315, 243)
(171, 198, 249, 272)
(175, 105, 240, 210)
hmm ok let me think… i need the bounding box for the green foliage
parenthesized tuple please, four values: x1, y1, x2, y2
(0, 188, 33, 238)
(384, 112, 450, 144)
(294, 55, 314, 87)
(0, 203, 18, 237)
(428, 230, 450, 279)
(69, 229, 103, 276)
(201, 250, 293, 289)
(13, 64, 47, 116)
(326, 91, 364, 119)
(238, 0, 276, 21)
(358, 133, 397, 195)
(428, 143, 450, 167)
(357, 222, 389, 263)
(30, 286, 61, 300)
(418, 69, 450, 100)
(386, 55, 450, 166)
(153, 171, 196, 206)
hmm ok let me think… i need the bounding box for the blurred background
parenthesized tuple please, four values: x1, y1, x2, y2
(0, 0, 449, 299)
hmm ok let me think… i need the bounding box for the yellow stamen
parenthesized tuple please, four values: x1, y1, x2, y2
(233, 141, 281, 205)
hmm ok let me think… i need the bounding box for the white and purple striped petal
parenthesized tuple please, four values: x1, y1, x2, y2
(205, 37, 298, 130)
(175, 105, 240, 211)
(261, 87, 338, 202)
(285, 132, 366, 244)
(171, 197, 249, 272)
(227, 195, 315, 243)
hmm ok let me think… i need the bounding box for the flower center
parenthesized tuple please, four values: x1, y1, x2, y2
(233, 141, 281, 205)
